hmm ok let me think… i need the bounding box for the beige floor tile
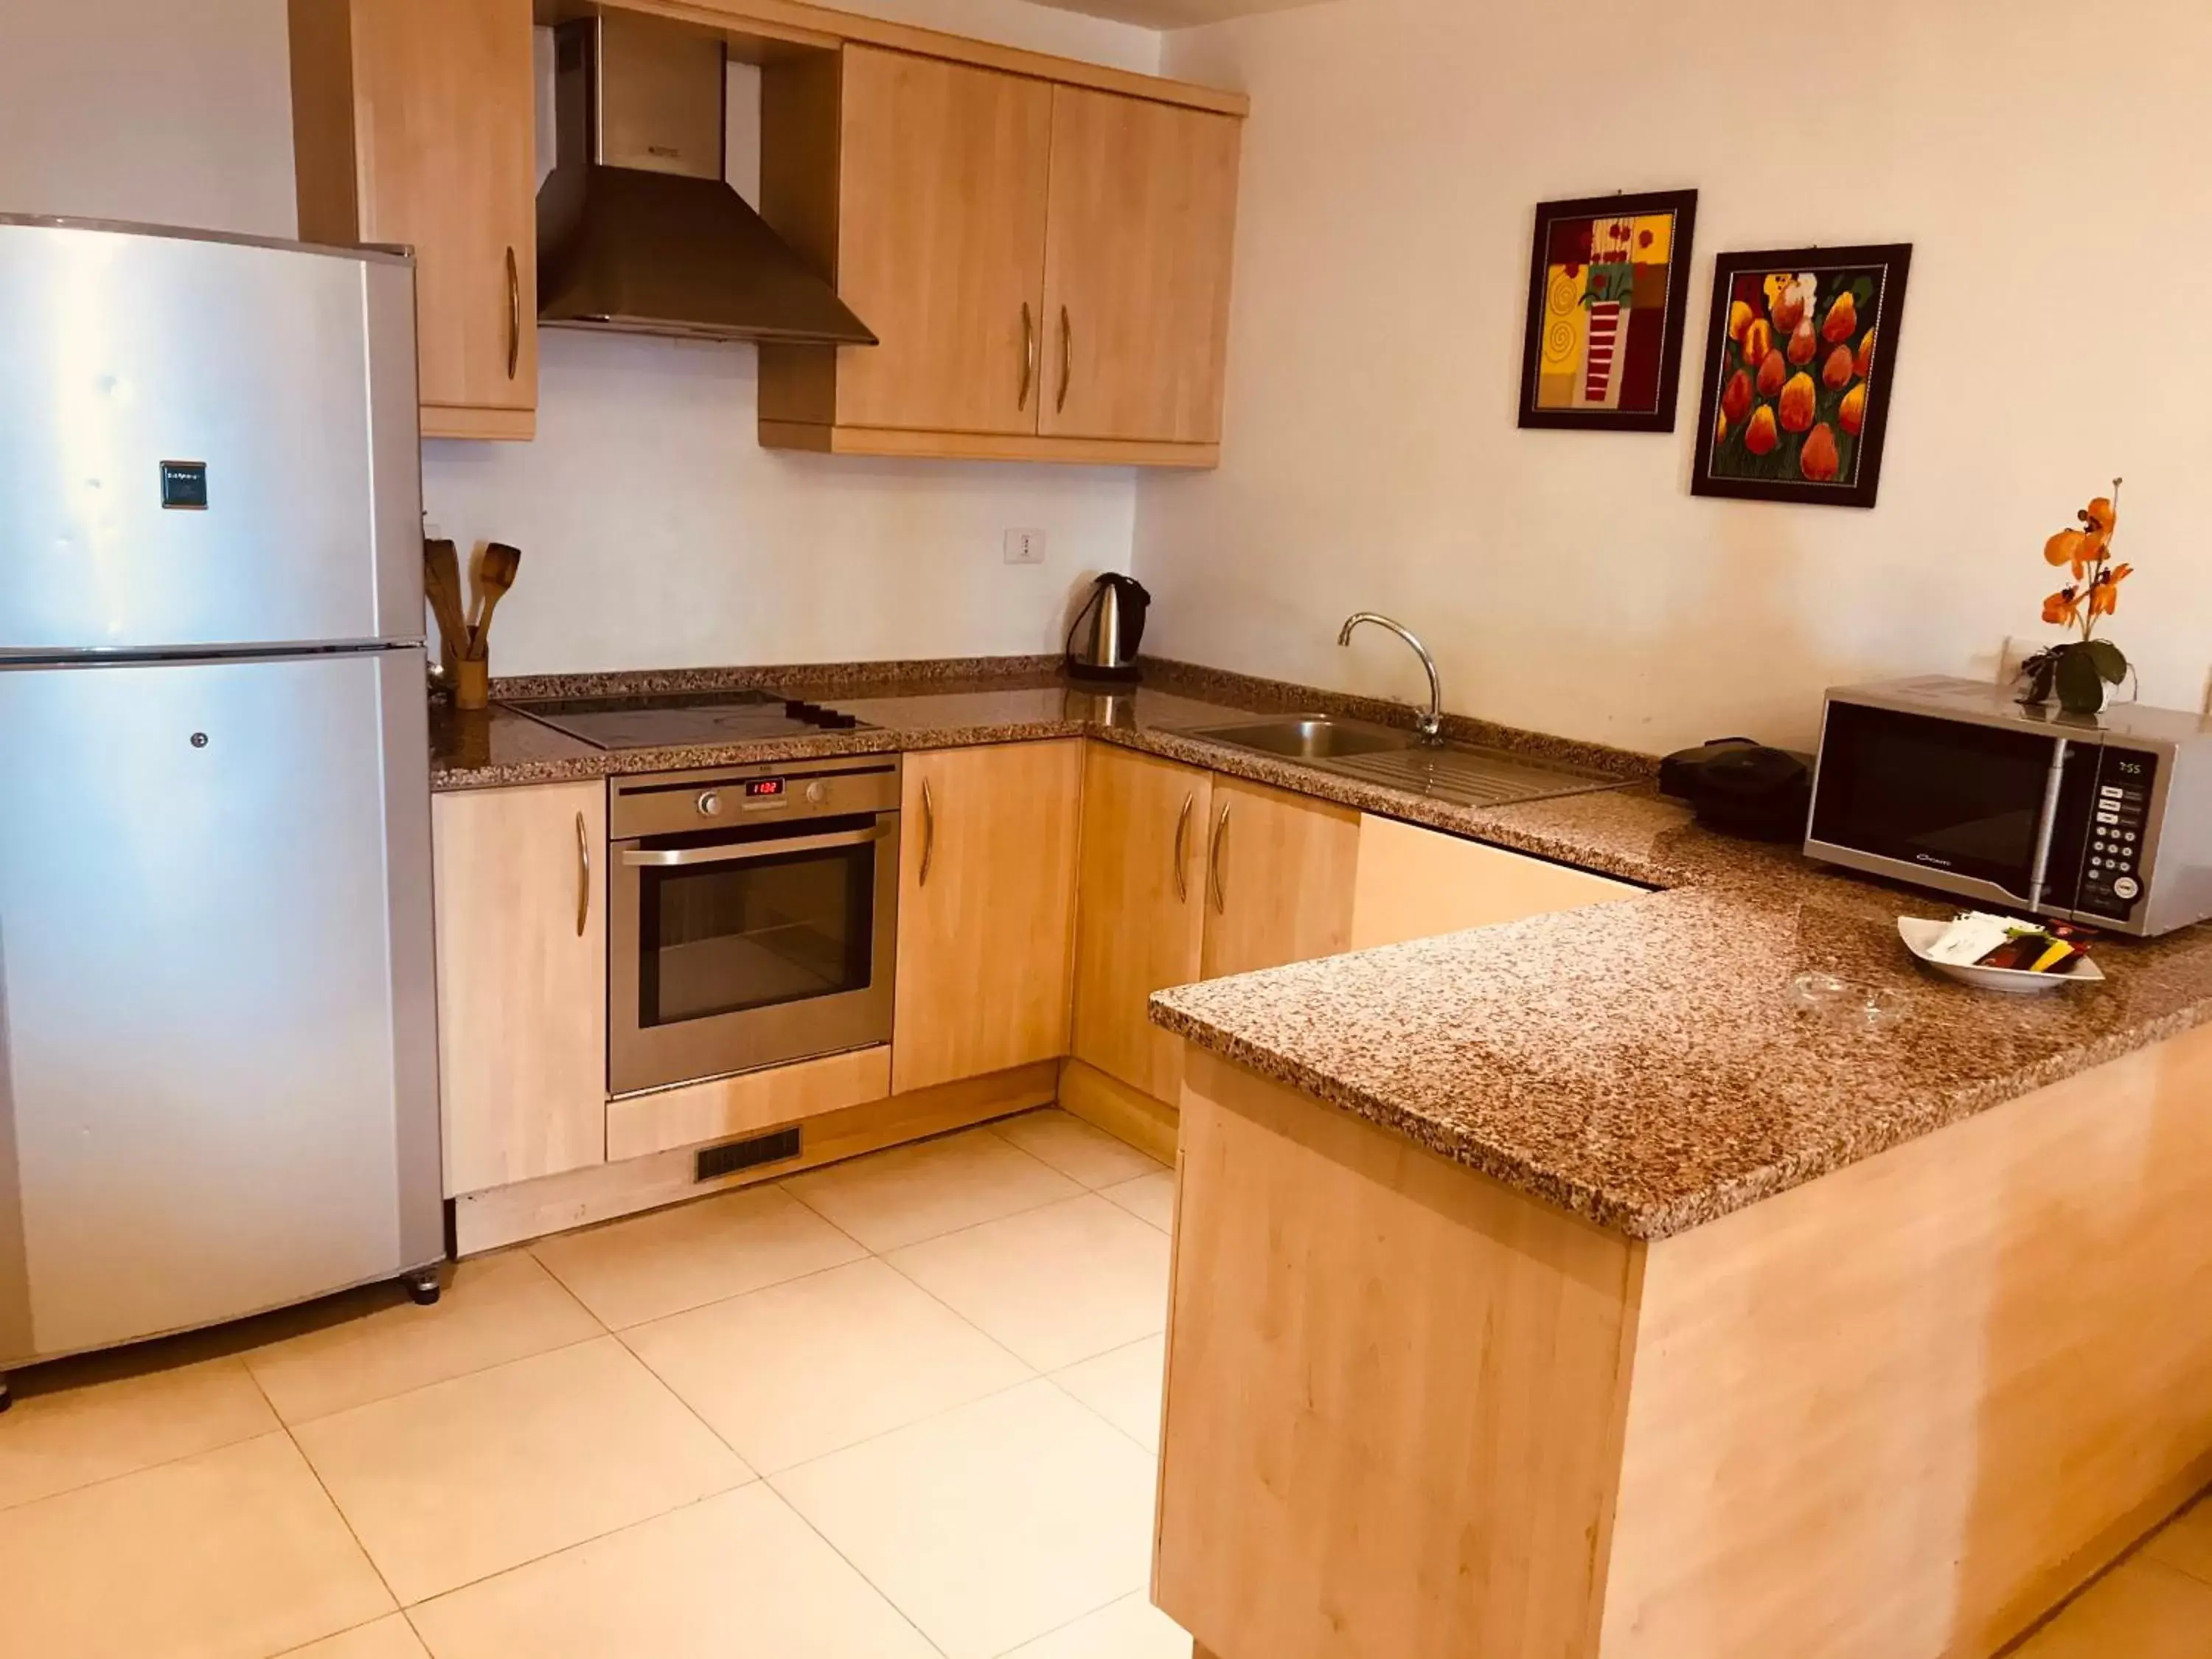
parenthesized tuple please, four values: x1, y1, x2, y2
(2014, 1555, 2212, 1657)
(246, 1252, 603, 1425)
(409, 1484, 939, 1659)
(2145, 1494, 2212, 1587)
(532, 1184, 866, 1329)
(993, 1109, 1167, 1189)
(886, 1194, 1170, 1371)
(1003, 1592, 1194, 1658)
(783, 1127, 1082, 1252)
(773, 1378, 1156, 1659)
(294, 1335, 750, 1605)
(0, 1352, 277, 1512)
(1053, 1335, 1166, 1453)
(0, 1430, 392, 1659)
(1099, 1169, 1177, 1233)
(279, 1614, 432, 1658)
(625, 1257, 1031, 1473)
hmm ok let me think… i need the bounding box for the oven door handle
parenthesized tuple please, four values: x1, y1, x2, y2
(619, 824, 888, 868)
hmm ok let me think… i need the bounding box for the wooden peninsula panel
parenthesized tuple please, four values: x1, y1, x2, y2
(1158, 1020, 2212, 1659)
(1599, 1017, 2212, 1659)
(1156, 1048, 1644, 1659)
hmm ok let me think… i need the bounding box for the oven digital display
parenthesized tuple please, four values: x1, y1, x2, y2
(745, 779, 786, 799)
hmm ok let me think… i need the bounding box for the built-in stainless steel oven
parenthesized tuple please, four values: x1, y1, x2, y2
(1806, 676, 2212, 937)
(610, 756, 901, 1096)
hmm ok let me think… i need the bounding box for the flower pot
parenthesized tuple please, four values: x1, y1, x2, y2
(2018, 639, 2126, 717)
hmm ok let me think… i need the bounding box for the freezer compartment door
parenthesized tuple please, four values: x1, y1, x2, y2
(0, 650, 442, 1363)
(0, 220, 422, 655)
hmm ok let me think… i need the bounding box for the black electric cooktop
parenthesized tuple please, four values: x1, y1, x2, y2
(509, 689, 871, 751)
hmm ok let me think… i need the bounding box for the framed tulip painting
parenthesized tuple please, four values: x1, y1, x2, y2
(1690, 243, 1913, 508)
(1517, 188, 1700, 432)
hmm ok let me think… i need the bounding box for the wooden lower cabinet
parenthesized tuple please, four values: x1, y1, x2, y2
(891, 741, 1084, 1094)
(1349, 813, 1642, 947)
(431, 782, 607, 1197)
(1199, 778, 1362, 980)
(1071, 745, 1212, 1102)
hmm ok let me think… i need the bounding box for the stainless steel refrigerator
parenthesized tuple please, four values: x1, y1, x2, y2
(0, 218, 445, 1397)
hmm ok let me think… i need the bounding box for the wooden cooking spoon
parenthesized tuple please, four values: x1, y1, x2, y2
(467, 542, 522, 661)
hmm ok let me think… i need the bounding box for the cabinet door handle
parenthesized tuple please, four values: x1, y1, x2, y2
(1018, 303, 1036, 411)
(574, 810, 591, 936)
(1207, 802, 1231, 914)
(919, 779, 936, 888)
(505, 246, 521, 381)
(1056, 306, 1073, 414)
(1172, 792, 1194, 904)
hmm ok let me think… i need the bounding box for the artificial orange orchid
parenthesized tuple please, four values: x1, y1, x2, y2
(2088, 563, 2132, 619)
(2025, 479, 2132, 713)
(2036, 479, 2127, 640)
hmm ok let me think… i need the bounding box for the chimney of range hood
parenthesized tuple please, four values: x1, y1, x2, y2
(536, 13, 877, 347)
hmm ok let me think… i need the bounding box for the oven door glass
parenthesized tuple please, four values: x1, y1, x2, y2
(1810, 703, 2059, 895)
(640, 833, 875, 1026)
(611, 814, 898, 1096)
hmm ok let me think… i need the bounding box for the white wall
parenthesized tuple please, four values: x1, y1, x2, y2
(6, 0, 1160, 675)
(0, 0, 297, 235)
(1149, 0, 2212, 754)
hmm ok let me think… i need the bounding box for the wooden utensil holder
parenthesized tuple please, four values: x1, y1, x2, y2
(453, 657, 490, 712)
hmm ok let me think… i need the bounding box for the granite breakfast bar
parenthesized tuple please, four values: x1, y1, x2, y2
(1148, 817, 2212, 1659)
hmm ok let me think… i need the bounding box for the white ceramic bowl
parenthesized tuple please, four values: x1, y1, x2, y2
(1896, 917, 2105, 995)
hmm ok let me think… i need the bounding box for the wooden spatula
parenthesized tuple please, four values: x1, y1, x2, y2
(423, 539, 467, 671)
(467, 542, 522, 661)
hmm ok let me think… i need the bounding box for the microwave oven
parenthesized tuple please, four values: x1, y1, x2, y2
(1806, 676, 2212, 937)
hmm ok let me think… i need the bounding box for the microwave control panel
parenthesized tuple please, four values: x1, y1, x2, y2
(2074, 748, 2157, 920)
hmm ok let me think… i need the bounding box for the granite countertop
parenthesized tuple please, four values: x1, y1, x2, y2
(428, 655, 2212, 1242)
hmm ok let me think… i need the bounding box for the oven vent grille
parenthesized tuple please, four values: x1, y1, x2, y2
(695, 1127, 803, 1183)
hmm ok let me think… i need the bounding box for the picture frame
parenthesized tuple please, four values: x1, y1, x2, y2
(1517, 188, 1700, 433)
(1689, 243, 1913, 509)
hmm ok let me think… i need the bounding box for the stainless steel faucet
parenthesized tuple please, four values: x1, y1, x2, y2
(1338, 613, 1446, 745)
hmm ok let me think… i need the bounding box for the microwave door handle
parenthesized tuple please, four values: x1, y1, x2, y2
(619, 824, 887, 868)
(2025, 737, 2069, 912)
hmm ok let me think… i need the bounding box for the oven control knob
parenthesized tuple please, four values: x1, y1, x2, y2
(2113, 876, 2140, 900)
(805, 781, 828, 805)
(697, 790, 724, 818)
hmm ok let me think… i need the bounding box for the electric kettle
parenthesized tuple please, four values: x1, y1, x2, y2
(1067, 574, 1152, 684)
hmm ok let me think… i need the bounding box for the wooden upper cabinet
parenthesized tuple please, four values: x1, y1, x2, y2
(1199, 779, 1361, 981)
(1040, 88, 1242, 445)
(760, 44, 1244, 469)
(288, 0, 538, 440)
(891, 742, 1084, 1095)
(832, 48, 1053, 435)
(1071, 745, 1213, 1104)
(432, 782, 608, 1197)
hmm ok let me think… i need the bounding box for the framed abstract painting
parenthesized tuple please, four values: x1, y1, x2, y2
(1690, 243, 1913, 508)
(1517, 189, 1700, 432)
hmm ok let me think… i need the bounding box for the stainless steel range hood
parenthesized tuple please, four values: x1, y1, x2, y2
(537, 14, 875, 347)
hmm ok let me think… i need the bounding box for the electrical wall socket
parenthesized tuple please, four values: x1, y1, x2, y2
(1004, 528, 1046, 566)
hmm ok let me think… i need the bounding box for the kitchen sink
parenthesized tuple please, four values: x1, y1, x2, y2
(1182, 716, 1632, 809)
(1180, 715, 1415, 761)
